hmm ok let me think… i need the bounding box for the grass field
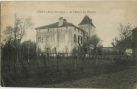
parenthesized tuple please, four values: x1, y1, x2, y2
(40, 66, 137, 89)
(1, 55, 136, 87)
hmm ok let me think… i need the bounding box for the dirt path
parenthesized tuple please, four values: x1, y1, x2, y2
(41, 66, 137, 89)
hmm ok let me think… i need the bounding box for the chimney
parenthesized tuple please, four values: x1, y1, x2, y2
(63, 19, 67, 22)
(58, 17, 64, 26)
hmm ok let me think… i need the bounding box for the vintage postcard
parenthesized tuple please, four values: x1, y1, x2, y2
(1, 1, 137, 88)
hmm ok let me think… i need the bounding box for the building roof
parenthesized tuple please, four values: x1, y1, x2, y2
(35, 19, 85, 32)
(79, 15, 95, 27)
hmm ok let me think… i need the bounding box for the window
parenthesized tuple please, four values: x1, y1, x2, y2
(46, 48, 50, 53)
(74, 28, 76, 31)
(54, 47, 57, 53)
(81, 31, 83, 35)
(81, 37, 83, 44)
(51, 47, 56, 53)
(78, 36, 82, 44)
(38, 37, 41, 42)
(74, 34, 77, 43)
(65, 47, 68, 53)
(78, 36, 80, 43)
(41, 37, 43, 43)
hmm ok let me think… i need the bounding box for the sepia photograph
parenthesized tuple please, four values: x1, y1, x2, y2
(1, 1, 137, 88)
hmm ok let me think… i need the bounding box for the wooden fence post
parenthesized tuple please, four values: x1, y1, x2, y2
(57, 55, 59, 71)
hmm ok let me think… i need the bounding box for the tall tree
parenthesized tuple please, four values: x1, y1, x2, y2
(21, 40, 36, 60)
(3, 15, 33, 61)
(111, 24, 133, 51)
(73, 35, 101, 55)
(83, 35, 101, 54)
(3, 15, 33, 43)
(1, 14, 33, 86)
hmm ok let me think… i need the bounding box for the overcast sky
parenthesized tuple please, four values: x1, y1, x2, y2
(1, 1, 137, 47)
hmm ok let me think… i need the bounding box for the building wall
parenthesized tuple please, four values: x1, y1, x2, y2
(79, 24, 95, 38)
(71, 27, 84, 49)
(36, 26, 84, 53)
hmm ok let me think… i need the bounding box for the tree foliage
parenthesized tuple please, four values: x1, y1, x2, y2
(83, 35, 101, 54)
(111, 24, 133, 51)
(1, 15, 34, 86)
(73, 35, 101, 55)
(21, 40, 37, 60)
(3, 15, 33, 44)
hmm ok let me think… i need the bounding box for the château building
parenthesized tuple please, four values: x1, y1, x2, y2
(35, 15, 95, 54)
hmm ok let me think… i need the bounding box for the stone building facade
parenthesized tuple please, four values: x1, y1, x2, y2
(35, 16, 95, 54)
(79, 15, 95, 38)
